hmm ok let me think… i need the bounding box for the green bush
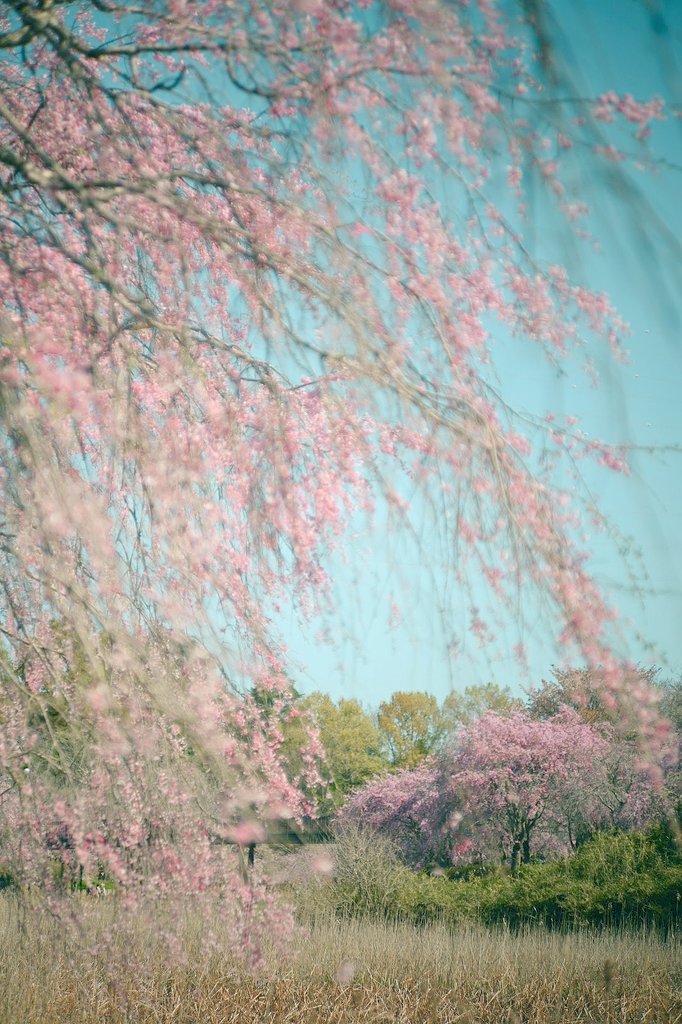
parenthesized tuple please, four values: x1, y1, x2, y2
(446, 828, 682, 931)
(392, 871, 459, 925)
(296, 824, 682, 932)
(0, 869, 15, 891)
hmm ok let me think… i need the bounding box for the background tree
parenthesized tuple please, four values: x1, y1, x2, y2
(301, 693, 387, 808)
(442, 683, 523, 732)
(657, 676, 682, 734)
(341, 706, 666, 872)
(250, 682, 324, 811)
(551, 730, 664, 851)
(336, 760, 448, 869)
(452, 707, 671, 868)
(377, 691, 445, 769)
(450, 709, 615, 871)
(527, 666, 660, 728)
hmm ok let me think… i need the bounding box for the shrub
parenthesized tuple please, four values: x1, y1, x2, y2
(449, 829, 682, 931)
(0, 869, 15, 891)
(293, 824, 413, 921)
(292, 826, 682, 932)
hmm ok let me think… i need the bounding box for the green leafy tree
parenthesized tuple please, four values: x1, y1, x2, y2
(442, 683, 522, 732)
(377, 691, 445, 769)
(250, 689, 386, 814)
(251, 683, 311, 786)
(302, 693, 387, 806)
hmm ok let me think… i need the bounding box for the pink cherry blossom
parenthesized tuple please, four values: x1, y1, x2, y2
(0, 0, 671, 960)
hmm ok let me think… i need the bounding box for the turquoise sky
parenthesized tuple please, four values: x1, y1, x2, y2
(278, 0, 682, 706)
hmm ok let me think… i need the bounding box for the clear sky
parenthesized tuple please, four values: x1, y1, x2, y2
(279, 0, 682, 706)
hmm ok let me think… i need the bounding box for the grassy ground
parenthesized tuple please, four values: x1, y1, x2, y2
(1, 897, 680, 1024)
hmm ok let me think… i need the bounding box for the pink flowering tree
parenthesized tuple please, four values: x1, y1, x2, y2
(336, 761, 448, 868)
(340, 708, 665, 872)
(0, 0, 675, 946)
(447, 709, 657, 871)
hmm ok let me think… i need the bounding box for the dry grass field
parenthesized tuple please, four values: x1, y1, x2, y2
(1, 897, 680, 1024)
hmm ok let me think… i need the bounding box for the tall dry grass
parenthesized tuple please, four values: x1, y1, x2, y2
(0, 895, 680, 1023)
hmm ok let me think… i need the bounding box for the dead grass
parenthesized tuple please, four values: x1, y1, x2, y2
(0, 896, 680, 1024)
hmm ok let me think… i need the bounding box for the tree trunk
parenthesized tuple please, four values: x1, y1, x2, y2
(522, 826, 531, 865)
(511, 838, 521, 874)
